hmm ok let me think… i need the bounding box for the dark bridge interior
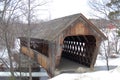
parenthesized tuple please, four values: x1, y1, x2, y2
(19, 35, 96, 74)
(62, 35, 96, 67)
(20, 37, 49, 57)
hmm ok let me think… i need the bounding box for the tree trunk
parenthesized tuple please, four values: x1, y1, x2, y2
(19, 51, 22, 80)
(29, 57, 32, 80)
(5, 32, 15, 80)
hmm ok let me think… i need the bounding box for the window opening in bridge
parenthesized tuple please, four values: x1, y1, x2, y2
(20, 37, 49, 57)
(62, 35, 96, 67)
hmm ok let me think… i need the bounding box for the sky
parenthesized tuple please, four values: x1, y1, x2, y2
(50, 0, 92, 19)
(39, 0, 93, 20)
(0, 0, 97, 22)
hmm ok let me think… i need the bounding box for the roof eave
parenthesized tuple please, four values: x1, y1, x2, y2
(80, 14, 107, 40)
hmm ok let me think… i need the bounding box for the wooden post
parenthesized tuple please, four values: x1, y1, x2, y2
(55, 42, 62, 67)
(90, 40, 101, 69)
(48, 42, 55, 77)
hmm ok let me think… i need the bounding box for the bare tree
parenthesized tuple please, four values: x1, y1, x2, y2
(0, 0, 21, 79)
(18, 0, 50, 80)
(0, 0, 50, 79)
(88, 0, 120, 70)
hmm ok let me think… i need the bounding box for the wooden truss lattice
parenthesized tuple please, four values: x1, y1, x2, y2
(62, 35, 96, 67)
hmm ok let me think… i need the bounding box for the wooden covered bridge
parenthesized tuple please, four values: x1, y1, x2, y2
(19, 13, 107, 77)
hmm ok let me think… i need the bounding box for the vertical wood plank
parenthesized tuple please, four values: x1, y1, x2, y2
(48, 42, 56, 77)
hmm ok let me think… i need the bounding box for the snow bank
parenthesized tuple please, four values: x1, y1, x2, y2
(49, 66, 120, 80)
(95, 55, 120, 66)
(50, 55, 120, 80)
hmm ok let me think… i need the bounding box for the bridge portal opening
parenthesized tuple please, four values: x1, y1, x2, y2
(60, 35, 96, 68)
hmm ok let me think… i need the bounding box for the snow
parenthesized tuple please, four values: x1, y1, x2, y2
(14, 39, 20, 52)
(0, 48, 8, 58)
(95, 55, 120, 66)
(100, 28, 120, 55)
(49, 66, 120, 80)
(49, 55, 120, 80)
(0, 72, 48, 77)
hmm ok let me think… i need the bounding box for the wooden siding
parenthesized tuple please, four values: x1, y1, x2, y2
(21, 46, 34, 59)
(37, 53, 48, 70)
(63, 22, 91, 39)
(74, 22, 89, 35)
(21, 46, 49, 70)
(54, 22, 95, 66)
(19, 13, 107, 77)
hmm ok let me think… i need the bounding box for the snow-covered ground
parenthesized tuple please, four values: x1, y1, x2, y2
(49, 55, 120, 80)
(95, 55, 120, 66)
(49, 66, 120, 80)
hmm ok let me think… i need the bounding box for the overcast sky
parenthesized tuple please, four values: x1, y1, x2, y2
(50, 0, 92, 19)
(36, 0, 95, 20)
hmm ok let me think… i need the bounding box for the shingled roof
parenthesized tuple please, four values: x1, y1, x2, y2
(31, 13, 107, 41)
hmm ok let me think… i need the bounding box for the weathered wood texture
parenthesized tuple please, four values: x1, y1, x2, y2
(20, 37, 49, 57)
(54, 21, 100, 68)
(21, 46, 49, 70)
(19, 13, 107, 77)
(20, 38, 55, 76)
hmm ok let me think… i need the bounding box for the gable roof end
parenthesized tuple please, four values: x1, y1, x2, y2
(31, 13, 107, 41)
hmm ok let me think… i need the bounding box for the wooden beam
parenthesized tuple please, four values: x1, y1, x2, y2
(20, 46, 49, 72)
(21, 46, 34, 59)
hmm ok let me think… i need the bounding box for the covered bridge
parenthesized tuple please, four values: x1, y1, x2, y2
(19, 13, 107, 77)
